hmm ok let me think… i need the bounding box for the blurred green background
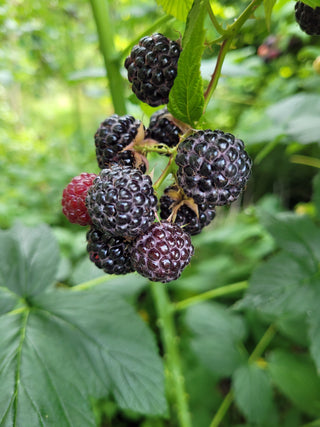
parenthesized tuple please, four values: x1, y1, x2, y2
(2, 1, 320, 425)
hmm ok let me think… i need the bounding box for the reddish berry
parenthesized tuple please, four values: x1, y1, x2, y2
(62, 173, 97, 226)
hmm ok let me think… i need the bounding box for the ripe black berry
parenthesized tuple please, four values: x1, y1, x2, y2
(160, 185, 216, 235)
(146, 108, 182, 148)
(175, 129, 252, 206)
(62, 173, 97, 226)
(295, 1, 320, 35)
(131, 221, 194, 283)
(124, 33, 181, 107)
(86, 165, 158, 239)
(95, 114, 146, 172)
(87, 226, 134, 275)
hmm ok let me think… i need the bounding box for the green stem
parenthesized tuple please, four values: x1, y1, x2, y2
(153, 155, 177, 191)
(209, 391, 233, 427)
(209, 324, 276, 427)
(290, 155, 320, 169)
(135, 143, 176, 156)
(71, 274, 115, 291)
(150, 282, 192, 427)
(206, 2, 226, 35)
(120, 15, 174, 61)
(226, 0, 263, 36)
(89, 0, 126, 114)
(174, 281, 248, 311)
(203, 38, 233, 112)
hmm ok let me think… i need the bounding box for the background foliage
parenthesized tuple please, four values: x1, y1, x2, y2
(1, 0, 320, 426)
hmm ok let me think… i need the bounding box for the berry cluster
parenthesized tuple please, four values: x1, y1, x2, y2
(61, 33, 252, 283)
(295, 1, 320, 36)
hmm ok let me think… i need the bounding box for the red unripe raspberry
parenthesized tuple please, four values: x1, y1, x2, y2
(62, 173, 97, 226)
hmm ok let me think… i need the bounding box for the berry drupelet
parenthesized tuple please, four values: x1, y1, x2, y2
(175, 129, 252, 206)
(131, 221, 194, 283)
(124, 33, 181, 107)
(86, 165, 158, 239)
(94, 114, 146, 172)
(62, 173, 97, 226)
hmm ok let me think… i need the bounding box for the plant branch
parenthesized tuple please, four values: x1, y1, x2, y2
(209, 324, 276, 427)
(203, 38, 233, 112)
(71, 274, 115, 291)
(150, 282, 192, 427)
(153, 155, 177, 191)
(89, 0, 126, 114)
(174, 281, 248, 311)
(206, 2, 226, 35)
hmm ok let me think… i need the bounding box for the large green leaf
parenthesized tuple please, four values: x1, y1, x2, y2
(0, 224, 167, 426)
(156, 0, 193, 21)
(233, 363, 274, 425)
(184, 302, 247, 376)
(268, 350, 320, 417)
(238, 251, 316, 317)
(168, 0, 206, 126)
(0, 223, 60, 297)
(260, 212, 320, 267)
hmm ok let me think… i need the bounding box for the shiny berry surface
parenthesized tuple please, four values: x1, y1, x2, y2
(131, 221, 194, 283)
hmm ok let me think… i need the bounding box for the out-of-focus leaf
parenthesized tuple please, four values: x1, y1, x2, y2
(312, 172, 320, 221)
(300, 0, 320, 8)
(268, 350, 320, 417)
(233, 363, 274, 424)
(184, 302, 247, 376)
(264, 0, 277, 30)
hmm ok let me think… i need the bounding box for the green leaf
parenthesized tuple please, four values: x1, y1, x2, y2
(238, 251, 316, 317)
(168, 0, 206, 126)
(0, 223, 60, 297)
(260, 212, 320, 267)
(301, 0, 320, 8)
(233, 363, 274, 425)
(0, 224, 167, 426)
(268, 350, 320, 417)
(264, 0, 277, 30)
(156, 0, 193, 21)
(184, 302, 247, 376)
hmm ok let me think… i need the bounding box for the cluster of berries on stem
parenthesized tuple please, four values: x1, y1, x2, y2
(61, 33, 252, 283)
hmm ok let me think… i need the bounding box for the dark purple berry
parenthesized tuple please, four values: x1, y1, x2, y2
(94, 114, 146, 172)
(146, 108, 182, 148)
(87, 226, 134, 275)
(175, 130, 252, 206)
(131, 221, 194, 283)
(295, 1, 320, 35)
(124, 33, 181, 107)
(86, 165, 158, 239)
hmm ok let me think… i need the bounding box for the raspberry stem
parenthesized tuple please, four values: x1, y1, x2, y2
(174, 280, 248, 311)
(150, 281, 192, 427)
(153, 155, 177, 191)
(207, 2, 226, 35)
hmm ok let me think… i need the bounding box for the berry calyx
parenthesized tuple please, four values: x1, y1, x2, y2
(94, 114, 147, 172)
(62, 173, 97, 226)
(146, 108, 183, 148)
(124, 33, 181, 107)
(131, 221, 194, 283)
(175, 129, 252, 206)
(87, 226, 134, 275)
(86, 165, 158, 239)
(160, 185, 216, 235)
